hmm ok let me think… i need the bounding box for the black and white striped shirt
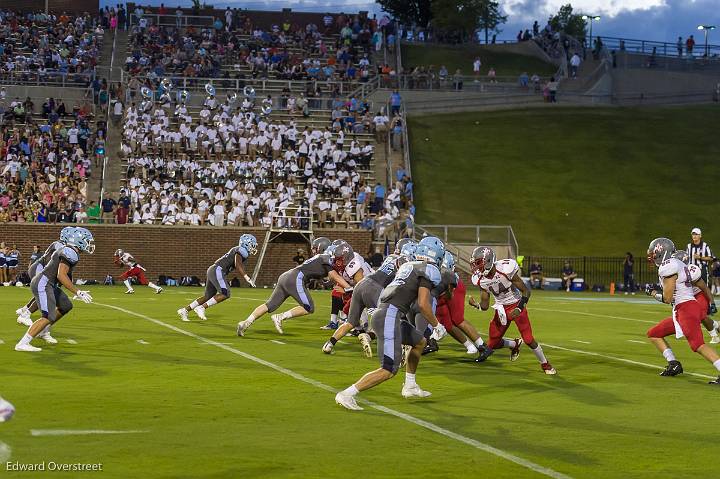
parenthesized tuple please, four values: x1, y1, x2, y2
(686, 241, 713, 269)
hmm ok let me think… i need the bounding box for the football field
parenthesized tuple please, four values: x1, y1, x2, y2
(0, 286, 717, 478)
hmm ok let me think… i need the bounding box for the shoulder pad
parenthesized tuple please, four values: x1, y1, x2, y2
(61, 247, 79, 264)
(236, 246, 249, 259)
(423, 263, 442, 286)
(688, 264, 702, 282)
(53, 241, 64, 251)
(658, 258, 680, 278)
(496, 259, 519, 278)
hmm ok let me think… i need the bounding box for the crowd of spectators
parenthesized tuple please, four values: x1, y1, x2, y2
(0, 10, 104, 83)
(0, 93, 102, 224)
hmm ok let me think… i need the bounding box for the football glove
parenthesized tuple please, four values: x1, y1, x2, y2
(645, 284, 659, 296)
(430, 323, 447, 341)
(76, 290, 93, 304)
(710, 303, 718, 315)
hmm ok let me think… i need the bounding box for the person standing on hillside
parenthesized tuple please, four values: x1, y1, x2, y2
(473, 57, 481, 80)
(687, 227, 713, 284)
(570, 53, 581, 78)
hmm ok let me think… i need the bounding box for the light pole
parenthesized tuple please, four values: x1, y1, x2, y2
(698, 25, 716, 57)
(582, 15, 601, 49)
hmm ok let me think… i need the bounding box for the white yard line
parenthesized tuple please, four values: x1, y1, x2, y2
(542, 343, 715, 380)
(66, 339, 77, 344)
(0, 441, 10, 462)
(269, 340, 286, 345)
(136, 339, 150, 345)
(94, 302, 571, 479)
(0, 339, 4, 345)
(534, 307, 656, 324)
(571, 340, 591, 344)
(626, 340, 646, 344)
(31, 429, 148, 437)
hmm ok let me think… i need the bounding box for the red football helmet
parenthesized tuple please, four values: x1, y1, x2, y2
(331, 241, 354, 273)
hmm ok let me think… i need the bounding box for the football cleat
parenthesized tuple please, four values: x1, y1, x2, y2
(400, 345, 411, 369)
(466, 344, 479, 355)
(708, 376, 720, 385)
(236, 320, 251, 337)
(422, 338, 439, 355)
(39, 332, 58, 345)
(15, 307, 31, 326)
(475, 345, 495, 363)
(659, 360, 683, 376)
(322, 340, 334, 354)
(177, 308, 189, 322)
(541, 362, 557, 375)
(155, 287, 163, 294)
(193, 306, 208, 321)
(320, 321, 338, 330)
(125, 289, 135, 294)
(358, 333, 372, 358)
(711, 333, 720, 344)
(15, 343, 41, 352)
(510, 338, 523, 361)
(401, 383, 432, 398)
(349, 328, 362, 337)
(271, 314, 284, 334)
(335, 392, 363, 411)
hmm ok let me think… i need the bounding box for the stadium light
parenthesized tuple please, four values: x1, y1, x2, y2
(581, 15, 601, 47)
(698, 25, 716, 57)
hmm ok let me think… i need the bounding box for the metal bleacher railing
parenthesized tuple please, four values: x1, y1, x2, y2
(597, 36, 720, 58)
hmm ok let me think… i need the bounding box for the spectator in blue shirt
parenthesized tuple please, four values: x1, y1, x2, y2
(561, 261, 577, 292)
(390, 90, 402, 115)
(372, 182, 385, 213)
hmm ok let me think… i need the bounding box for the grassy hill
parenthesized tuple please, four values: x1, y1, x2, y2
(402, 43, 557, 78)
(409, 106, 720, 256)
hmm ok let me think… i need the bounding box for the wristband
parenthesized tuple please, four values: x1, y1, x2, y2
(654, 293, 664, 303)
(517, 296, 529, 311)
(244, 274, 251, 282)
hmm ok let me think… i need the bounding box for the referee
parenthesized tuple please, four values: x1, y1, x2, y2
(687, 227, 713, 283)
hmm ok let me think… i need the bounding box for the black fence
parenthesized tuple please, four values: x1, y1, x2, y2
(522, 256, 656, 290)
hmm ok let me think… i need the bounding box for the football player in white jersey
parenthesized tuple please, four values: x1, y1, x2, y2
(322, 239, 373, 330)
(467, 246, 556, 374)
(113, 249, 163, 294)
(645, 238, 720, 384)
(672, 250, 719, 343)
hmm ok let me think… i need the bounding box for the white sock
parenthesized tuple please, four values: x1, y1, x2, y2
(245, 313, 256, 324)
(148, 282, 161, 291)
(19, 332, 34, 345)
(124, 279, 133, 290)
(342, 384, 359, 396)
(330, 313, 338, 324)
(713, 359, 720, 372)
(204, 298, 218, 309)
(474, 336, 485, 347)
(339, 311, 347, 321)
(281, 310, 293, 320)
(531, 345, 548, 364)
(41, 325, 51, 336)
(463, 340, 474, 350)
(711, 328, 719, 338)
(405, 372, 417, 387)
(189, 301, 200, 310)
(663, 349, 676, 362)
(502, 338, 517, 349)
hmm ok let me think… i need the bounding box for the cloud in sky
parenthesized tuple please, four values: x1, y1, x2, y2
(109, 0, 720, 43)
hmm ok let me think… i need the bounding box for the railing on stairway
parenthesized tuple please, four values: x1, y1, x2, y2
(251, 205, 314, 284)
(99, 27, 119, 204)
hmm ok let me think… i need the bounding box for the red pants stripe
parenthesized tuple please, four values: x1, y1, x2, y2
(487, 302, 535, 350)
(646, 300, 705, 352)
(118, 266, 148, 286)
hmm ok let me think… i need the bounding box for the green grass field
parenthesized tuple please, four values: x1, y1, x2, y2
(1, 286, 719, 478)
(409, 106, 720, 256)
(402, 44, 557, 78)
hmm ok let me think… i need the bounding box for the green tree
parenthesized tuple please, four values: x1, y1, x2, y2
(430, 0, 506, 42)
(477, 0, 507, 43)
(377, 0, 433, 27)
(548, 4, 587, 40)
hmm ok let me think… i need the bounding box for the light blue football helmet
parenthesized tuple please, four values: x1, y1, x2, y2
(418, 236, 445, 265)
(67, 227, 95, 254)
(239, 234, 258, 255)
(415, 243, 443, 265)
(60, 226, 76, 244)
(442, 251, 455, 270)
(400, 242, 417, 261)
(324, 244, 337, 256)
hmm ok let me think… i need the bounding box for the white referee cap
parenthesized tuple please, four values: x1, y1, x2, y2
(691, 227, 702, 235)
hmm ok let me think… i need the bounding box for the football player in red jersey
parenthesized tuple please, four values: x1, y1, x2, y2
(468, 246, 556, 374)
(672, 250, 720, 343)
(113, 249, 163, 294)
